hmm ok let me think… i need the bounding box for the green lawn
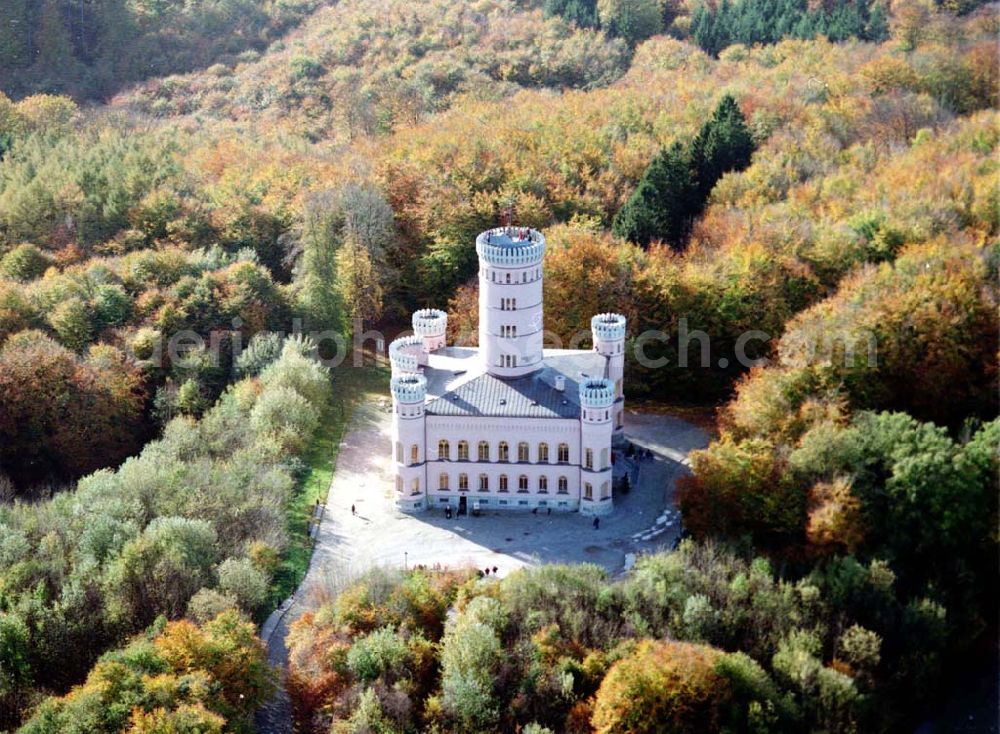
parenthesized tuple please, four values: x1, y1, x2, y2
(266, 360, 390, 612)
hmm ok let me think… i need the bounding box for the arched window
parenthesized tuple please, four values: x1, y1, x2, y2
(505, 272, 511, 283)
(410, 444, 419, 464)
(538, 476, 548, 493)
(583, 482, 593, 500)
(585, 448, 593, 470)
(518, 475, 528, 492)
(498, 474, 508, 491)
(395, 442, 402, 462)
(538, 443, 549, 463)
(558, 476, 568, 494)
(395, 476, 403, 493)
(459, 473, 469, 491)
(478, 441, 490, 461)
(438, 440, 450, 460)
(498, 441, 509, 462)
(557, 443, 569, 464)
(517, 442, 529, 462)
(479, 474, 489, 491)
(439, 473, 449, 490)
(412, 478, 421, 494)
(600, 448, 609, 469)
(458, 441, 469, 460)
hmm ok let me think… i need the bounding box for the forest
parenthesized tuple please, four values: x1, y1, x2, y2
(0, 0, 997, 730)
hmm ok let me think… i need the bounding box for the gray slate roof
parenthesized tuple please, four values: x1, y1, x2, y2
(424, 351, 609, 419)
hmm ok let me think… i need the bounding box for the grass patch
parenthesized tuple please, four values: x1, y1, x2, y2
(266, 360, 390, 612)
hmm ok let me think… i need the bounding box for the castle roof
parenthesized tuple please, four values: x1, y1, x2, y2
(421, 348, 608, 419)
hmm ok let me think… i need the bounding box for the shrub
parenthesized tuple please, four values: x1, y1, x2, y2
(347, 627, 411, 683)
(217, 557, 269, 614)
(187, 588, 240, 625)
(250, 385, 319, 452)
(0, 244, 50, 282)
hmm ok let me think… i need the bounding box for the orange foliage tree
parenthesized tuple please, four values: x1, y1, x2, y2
(591, 639, 731, 734)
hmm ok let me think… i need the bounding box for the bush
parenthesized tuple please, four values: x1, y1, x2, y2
(217, 557, 269, 614)
(235, 331, 284, 377)
(347, 627, 411, 683)
(187, 588, 240, 625)
(250, 385, 320, 451)
(0, 244, 50, 281)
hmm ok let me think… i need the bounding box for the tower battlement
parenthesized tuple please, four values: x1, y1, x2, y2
(412, 308, 447, 353)
(389, 335, 423, 374)
(390, 373, 427, 403)
(591, 313, 627, 342)
(412, 309, 447, 336)
(579, 378, 616, 408)
(475, 228, 546, 267)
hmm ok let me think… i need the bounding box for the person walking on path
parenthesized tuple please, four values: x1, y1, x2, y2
(593, 517, 600, 530)
(351, 504, 356, 516)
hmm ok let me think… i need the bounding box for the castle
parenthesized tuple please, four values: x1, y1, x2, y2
(388, 227, 627, 515)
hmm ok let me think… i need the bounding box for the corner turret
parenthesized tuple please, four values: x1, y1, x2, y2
(412, 308, 448, 353)
(390, 373, 428, 512)
(591, 313, 627, 444)
(579, 377, 614, 517)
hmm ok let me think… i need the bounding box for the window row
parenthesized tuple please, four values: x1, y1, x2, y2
(438, 473, 570, 494)
(399, 441, 611, 468)
(500, 297, 517, 311)
(500, 324, 517, 338)
(434, 440, 572, 464)
(488, 268, 541, 284)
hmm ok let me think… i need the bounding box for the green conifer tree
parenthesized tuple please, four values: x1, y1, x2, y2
(689, 94, 755, 201)
(865, 2, 889, 41)
(544, 0, 600, 28)
(612, 142, 697, 248)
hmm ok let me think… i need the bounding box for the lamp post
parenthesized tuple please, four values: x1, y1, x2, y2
(404, 551, 408, 570)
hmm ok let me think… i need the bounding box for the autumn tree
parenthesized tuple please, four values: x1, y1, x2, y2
(591, 639, 731, 733)
(19, 611, 271, 734)
(0, 331, 146, 486)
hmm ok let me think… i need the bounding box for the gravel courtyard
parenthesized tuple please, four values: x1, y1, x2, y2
(298, 401, 709, 599)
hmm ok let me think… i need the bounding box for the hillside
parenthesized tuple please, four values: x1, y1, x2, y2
(109, 0, 630, 141)
(0, 0, 325, 100)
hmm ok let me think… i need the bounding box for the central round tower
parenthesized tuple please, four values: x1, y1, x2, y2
(476, 227, 546, 378)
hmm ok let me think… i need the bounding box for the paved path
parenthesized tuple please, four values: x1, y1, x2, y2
(255, 403, 708, 733)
